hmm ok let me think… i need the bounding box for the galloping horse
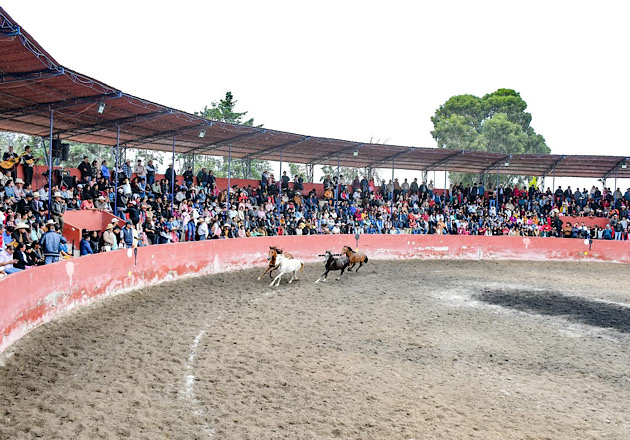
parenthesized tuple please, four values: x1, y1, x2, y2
(258, 246, 294, 280)
(342, 246, 369, 272)
(315, 250, 350, 283)
(270, 253, 304, 286)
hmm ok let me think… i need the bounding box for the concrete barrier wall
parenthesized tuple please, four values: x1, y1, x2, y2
(1, 235, 629, 353)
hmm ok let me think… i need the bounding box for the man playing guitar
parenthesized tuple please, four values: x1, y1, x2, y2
(22, 145, 38, 186)
(1, 145, 19, 180)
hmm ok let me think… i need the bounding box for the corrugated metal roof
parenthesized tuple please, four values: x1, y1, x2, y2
(0, 6, 628, 178)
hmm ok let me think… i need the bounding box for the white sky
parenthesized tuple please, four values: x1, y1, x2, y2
(3, 0, 630, 189)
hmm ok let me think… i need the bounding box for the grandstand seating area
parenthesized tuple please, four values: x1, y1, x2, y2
(2, 151, 630, 275)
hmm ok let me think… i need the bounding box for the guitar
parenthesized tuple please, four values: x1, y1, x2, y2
(0, 152, 26, 171)
(24, 156, 43, 166)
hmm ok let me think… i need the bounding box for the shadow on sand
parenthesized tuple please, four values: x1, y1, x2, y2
(476, 289, 630, 333)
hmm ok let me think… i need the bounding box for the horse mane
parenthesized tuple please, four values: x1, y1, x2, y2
(345, 246, 354, 253)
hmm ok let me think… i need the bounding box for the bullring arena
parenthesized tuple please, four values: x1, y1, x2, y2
(2, 236, 630, 439)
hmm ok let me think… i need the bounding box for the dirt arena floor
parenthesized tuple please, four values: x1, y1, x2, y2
(1, 260, 630, 440)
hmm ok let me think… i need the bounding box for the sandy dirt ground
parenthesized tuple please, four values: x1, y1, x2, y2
(1, 259, 630, 440)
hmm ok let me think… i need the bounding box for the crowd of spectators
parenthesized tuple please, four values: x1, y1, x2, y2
(2, 145, 630, 276)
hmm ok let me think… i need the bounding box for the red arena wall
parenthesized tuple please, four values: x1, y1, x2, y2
(1, 235, 629, 353)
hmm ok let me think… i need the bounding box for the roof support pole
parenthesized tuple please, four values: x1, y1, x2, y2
(552, 168, 556, 208)
(614, 168, 618, 208)
(306, 163, 314, 183)
(336, 156, 341, 203)
(114, 125, 120, 218)
(444, 164, 448, 206)
(47, 110, 53, 219)
(495, 165, 499, 209)
(171, 136, 176, 217)
(277, 147, 283, 213)
(227, 144, 232, 209)
(391, 159, 395, 202)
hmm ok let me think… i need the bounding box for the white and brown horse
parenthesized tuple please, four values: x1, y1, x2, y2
(270, 253, 304, 287)
(258, 246, 294, 280)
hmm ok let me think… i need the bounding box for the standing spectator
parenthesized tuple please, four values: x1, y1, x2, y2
(207, 170, 216, 189)
(164, 165, 175, 191)
(2, 145, 19, 181)
(101, 223, 115, 251)
(146, 160, 156, 186)
(134, 159, 146, 181)
(122, 159, 133, 180)
(40, 221, 67, 264)
(91, 160, 99, 179)
(261, 170, 268, 192)
(101, 160, 111, 182)
(51, 191, 66, 231)
(120, 220, 135, 248)
(21, 145, 36, 186)
(183, 166, 194, 187)
(77, 156, 92, 182)
(197, 167, 208, 187)
(281, 171, 290, 192)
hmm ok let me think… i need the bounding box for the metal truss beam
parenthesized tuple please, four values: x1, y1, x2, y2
(603, 157, 629, 180)
(541, 155, 566, 177)
(0, 68, 63, 85)
(191, 129, 267, 154)
(481, 155, 512, 173)
(365, 147, 415, 168)
(241, 136, 310, 160)
(426, 150, 465, 170)
(57, 110, 172, 138)
(123, 122, 210, 147)
(0, 91, 122, 117)
(311, 143, 364, 164)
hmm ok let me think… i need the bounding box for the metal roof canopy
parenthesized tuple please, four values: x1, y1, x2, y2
(0, 7, 628, 179)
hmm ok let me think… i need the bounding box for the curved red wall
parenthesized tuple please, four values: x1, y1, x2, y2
(1, 235, 629, 353)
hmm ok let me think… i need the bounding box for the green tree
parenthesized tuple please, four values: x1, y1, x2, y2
(431, 88, 550, 186)
(192, 91, 269, 178)
(197, 91, 257, 126)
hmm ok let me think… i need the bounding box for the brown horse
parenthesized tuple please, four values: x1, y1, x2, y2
(258, 246, 294, 280)
(342, 246, 369, 272)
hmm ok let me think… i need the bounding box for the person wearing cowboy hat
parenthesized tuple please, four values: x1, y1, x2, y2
(13, 178, 26, 200)
(51, 191, 66, 231)
(101, 222, 117, 252)
(40, 220, 66, 264)
(12, 222, 31, 247)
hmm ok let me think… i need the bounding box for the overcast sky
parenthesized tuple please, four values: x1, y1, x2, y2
(3, 0, 629, 187)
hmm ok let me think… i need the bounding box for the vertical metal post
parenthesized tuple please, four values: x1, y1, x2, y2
(277, 147, 283, 212)
(391, 159, 395, 202)
(614, 168, 618, 208)
(47, 110, 53, 218)
(444, 164, 448, 204)
(552, 168, 556, 207)
(114, 125, 120, 217)
(227, 144, 232, 208)
(336, 156, 341, 202)
(495, 165, 499, 208)
(171, 136, 176, 216)
(191, 154, 196, 176)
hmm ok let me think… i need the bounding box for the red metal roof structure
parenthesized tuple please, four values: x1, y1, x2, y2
(0, 7, 628, 179)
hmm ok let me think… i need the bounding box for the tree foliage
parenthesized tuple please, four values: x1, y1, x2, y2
(431, 88, 550, 186)
(197, 91, 257, 127)
(192, 91, 269, 178)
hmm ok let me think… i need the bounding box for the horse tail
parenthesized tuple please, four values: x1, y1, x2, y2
(364, 256, 369, 264)
(300, 262, 304, 272)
